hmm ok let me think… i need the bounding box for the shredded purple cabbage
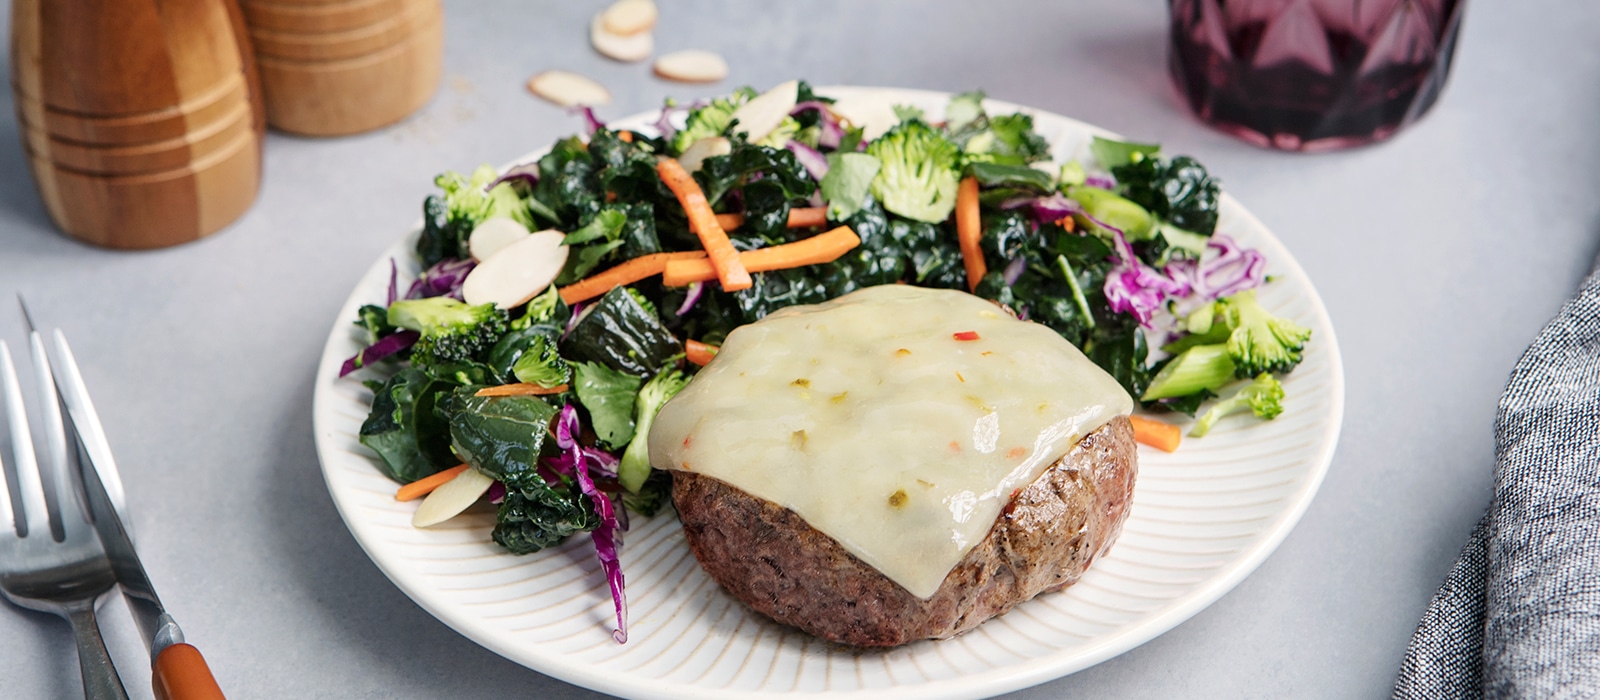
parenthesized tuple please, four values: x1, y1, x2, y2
(573, 105, 606, 136)
(549, 405, 628, 644)
(487, 163, 539, 191)
(1002, 256, 1027, 286)
(785, 141, 830, 183)
(999, 193, 1082, 227)
(1104, 228, 1188, 327)
(790, 101, 844, 150)
(1167, 234, 1266, 302)
(563, 302, 586, 337)
(386, 259, 399, 305)
(487, 480, 506, 505)
(1084, 175, 1117, 190)
(338, 330, 419, 377)
(675, 281, 705, 317)
(407, 258, 476, 300)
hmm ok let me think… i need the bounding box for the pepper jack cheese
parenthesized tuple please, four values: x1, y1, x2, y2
(649, 285, 1133, 598)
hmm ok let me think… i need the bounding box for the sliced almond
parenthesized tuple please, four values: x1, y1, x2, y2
(600, 0, 658, 36)
(677, 136, 732, 172)
(468, 217, 531, 262)
(527, 70, 611, 107)
(828, 93, 904, 141)
(653, 50, 729, 84)
(462, 230, 569, 309)
(412, 467, 495, 528)
(590, 15, 653, 62)
(730, 80, 799, 144)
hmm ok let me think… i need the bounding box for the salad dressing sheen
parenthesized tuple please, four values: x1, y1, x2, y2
(649, 285, 1133, 599)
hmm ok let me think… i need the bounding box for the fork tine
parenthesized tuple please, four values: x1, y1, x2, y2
(28, 330, 84, 532)
(0, 341, 50, 538)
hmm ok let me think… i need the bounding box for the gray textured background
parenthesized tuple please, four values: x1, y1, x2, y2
(1, 1, 1596, 697)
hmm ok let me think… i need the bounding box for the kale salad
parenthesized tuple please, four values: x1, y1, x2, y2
(340, 81, 1313, 643)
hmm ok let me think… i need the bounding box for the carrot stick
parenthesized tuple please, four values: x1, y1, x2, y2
(558, 251, 708, 305)
(705, 207, 830, 233)
(957, 176, 984, 292)
(685, 339, 719, 366)
(1128, 415, 1181, 452)
(396, 464, 469, 502)
(658, 158, 751, 291)
(618, 130, 634, 143)
(474, 383, 569, 397)
(661, 226, 861, 286)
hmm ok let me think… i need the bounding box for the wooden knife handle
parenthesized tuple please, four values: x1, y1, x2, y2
(152, 643, 225, 700)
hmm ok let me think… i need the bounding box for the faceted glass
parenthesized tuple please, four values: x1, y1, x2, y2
(1168, 0, 1466, 152)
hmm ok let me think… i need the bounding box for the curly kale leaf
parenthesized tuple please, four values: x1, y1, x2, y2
(1112, 155, 1221, 236)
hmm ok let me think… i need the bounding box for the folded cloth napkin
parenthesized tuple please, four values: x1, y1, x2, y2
(1394, 258, 1600, 698)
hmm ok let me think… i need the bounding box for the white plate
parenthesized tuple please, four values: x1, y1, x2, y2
(312, 87, 1345, 700)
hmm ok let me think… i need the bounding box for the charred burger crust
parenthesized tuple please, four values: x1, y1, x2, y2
(671, 415, 1137, 647)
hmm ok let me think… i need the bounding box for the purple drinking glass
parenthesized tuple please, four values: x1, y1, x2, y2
(1168, 0, 1466, 152)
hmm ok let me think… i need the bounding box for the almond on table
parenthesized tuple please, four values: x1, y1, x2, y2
(590, 14, 653, 62)
(653, 50, 729, 83)
(600, 0, 658, 36)
(526, 70, 612, 106)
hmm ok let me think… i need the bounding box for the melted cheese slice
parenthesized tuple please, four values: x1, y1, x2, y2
(649, 285, 1133, 599)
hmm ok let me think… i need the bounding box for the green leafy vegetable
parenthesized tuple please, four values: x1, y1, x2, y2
(820, 152, 881, 220)
(1114, 155, 1221, 236)
(560, 287, 684, 376)
(359, 368, 457, 483)
(965, 162, 1054, 192)
(447, 388, 558, 484)
(562, 208, 628, 246)
(1066, 185, 1154, 240)
(619, 368, 690, 493)
(866, 120, 961, 223)
(573, 362, 642, 449)
(493, 478, 599, 555)
(1189, 373, 1285, 437)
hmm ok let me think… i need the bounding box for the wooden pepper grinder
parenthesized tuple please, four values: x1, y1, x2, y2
(11, 0, 265, 250)
(240, 0, 443, 136)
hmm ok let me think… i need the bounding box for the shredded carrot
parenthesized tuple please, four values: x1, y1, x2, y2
(1128, 415, 1181, 452)
(474, 383, 569, 397)
(705, 207, 830, 233)
(658, 158, 751, 291)
(396, 464, 469, 502)
(661, 226, 862, 286)
(685, 339, 719, 366)
(956, 176, 984, 292)
(558, 250, 708, 305)
(1053, 216, 1075, 232)
(618, 130, 634, 143)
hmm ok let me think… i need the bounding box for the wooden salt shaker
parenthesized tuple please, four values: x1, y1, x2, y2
(11, 0, 265, 250)
(240, 0, 442, 136)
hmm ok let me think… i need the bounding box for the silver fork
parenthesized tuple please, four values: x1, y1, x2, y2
(0, 333, 130, 699)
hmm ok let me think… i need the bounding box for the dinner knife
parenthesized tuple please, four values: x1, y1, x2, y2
(25, 308, 226, 700)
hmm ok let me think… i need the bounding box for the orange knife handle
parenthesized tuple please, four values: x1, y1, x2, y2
(152, 643, 225, 700)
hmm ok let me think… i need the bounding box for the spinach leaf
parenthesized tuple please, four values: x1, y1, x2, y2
(573, 362, 642, 449)
(557, 239, 625, 285)
(359, 368, 457, 483)
(447, 388, 557, 484)
(493, 479, 599, 555)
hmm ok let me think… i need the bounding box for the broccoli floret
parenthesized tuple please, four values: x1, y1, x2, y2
(510, 336, 571, 388)
(866, 120, 961, 223)
(756, 116, 802, 148)
(387, 297, 508, 366)
(354, 304, 394, 342)
(1220, 289, 1312, 377)
(1189, 373, 1285, 437)
(670, 88, 757, 154)
(435, 165, 533, 231)
(618, 368, 691, 493)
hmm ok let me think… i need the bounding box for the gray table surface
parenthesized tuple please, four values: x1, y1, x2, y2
(2, 0, 1596, 697)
